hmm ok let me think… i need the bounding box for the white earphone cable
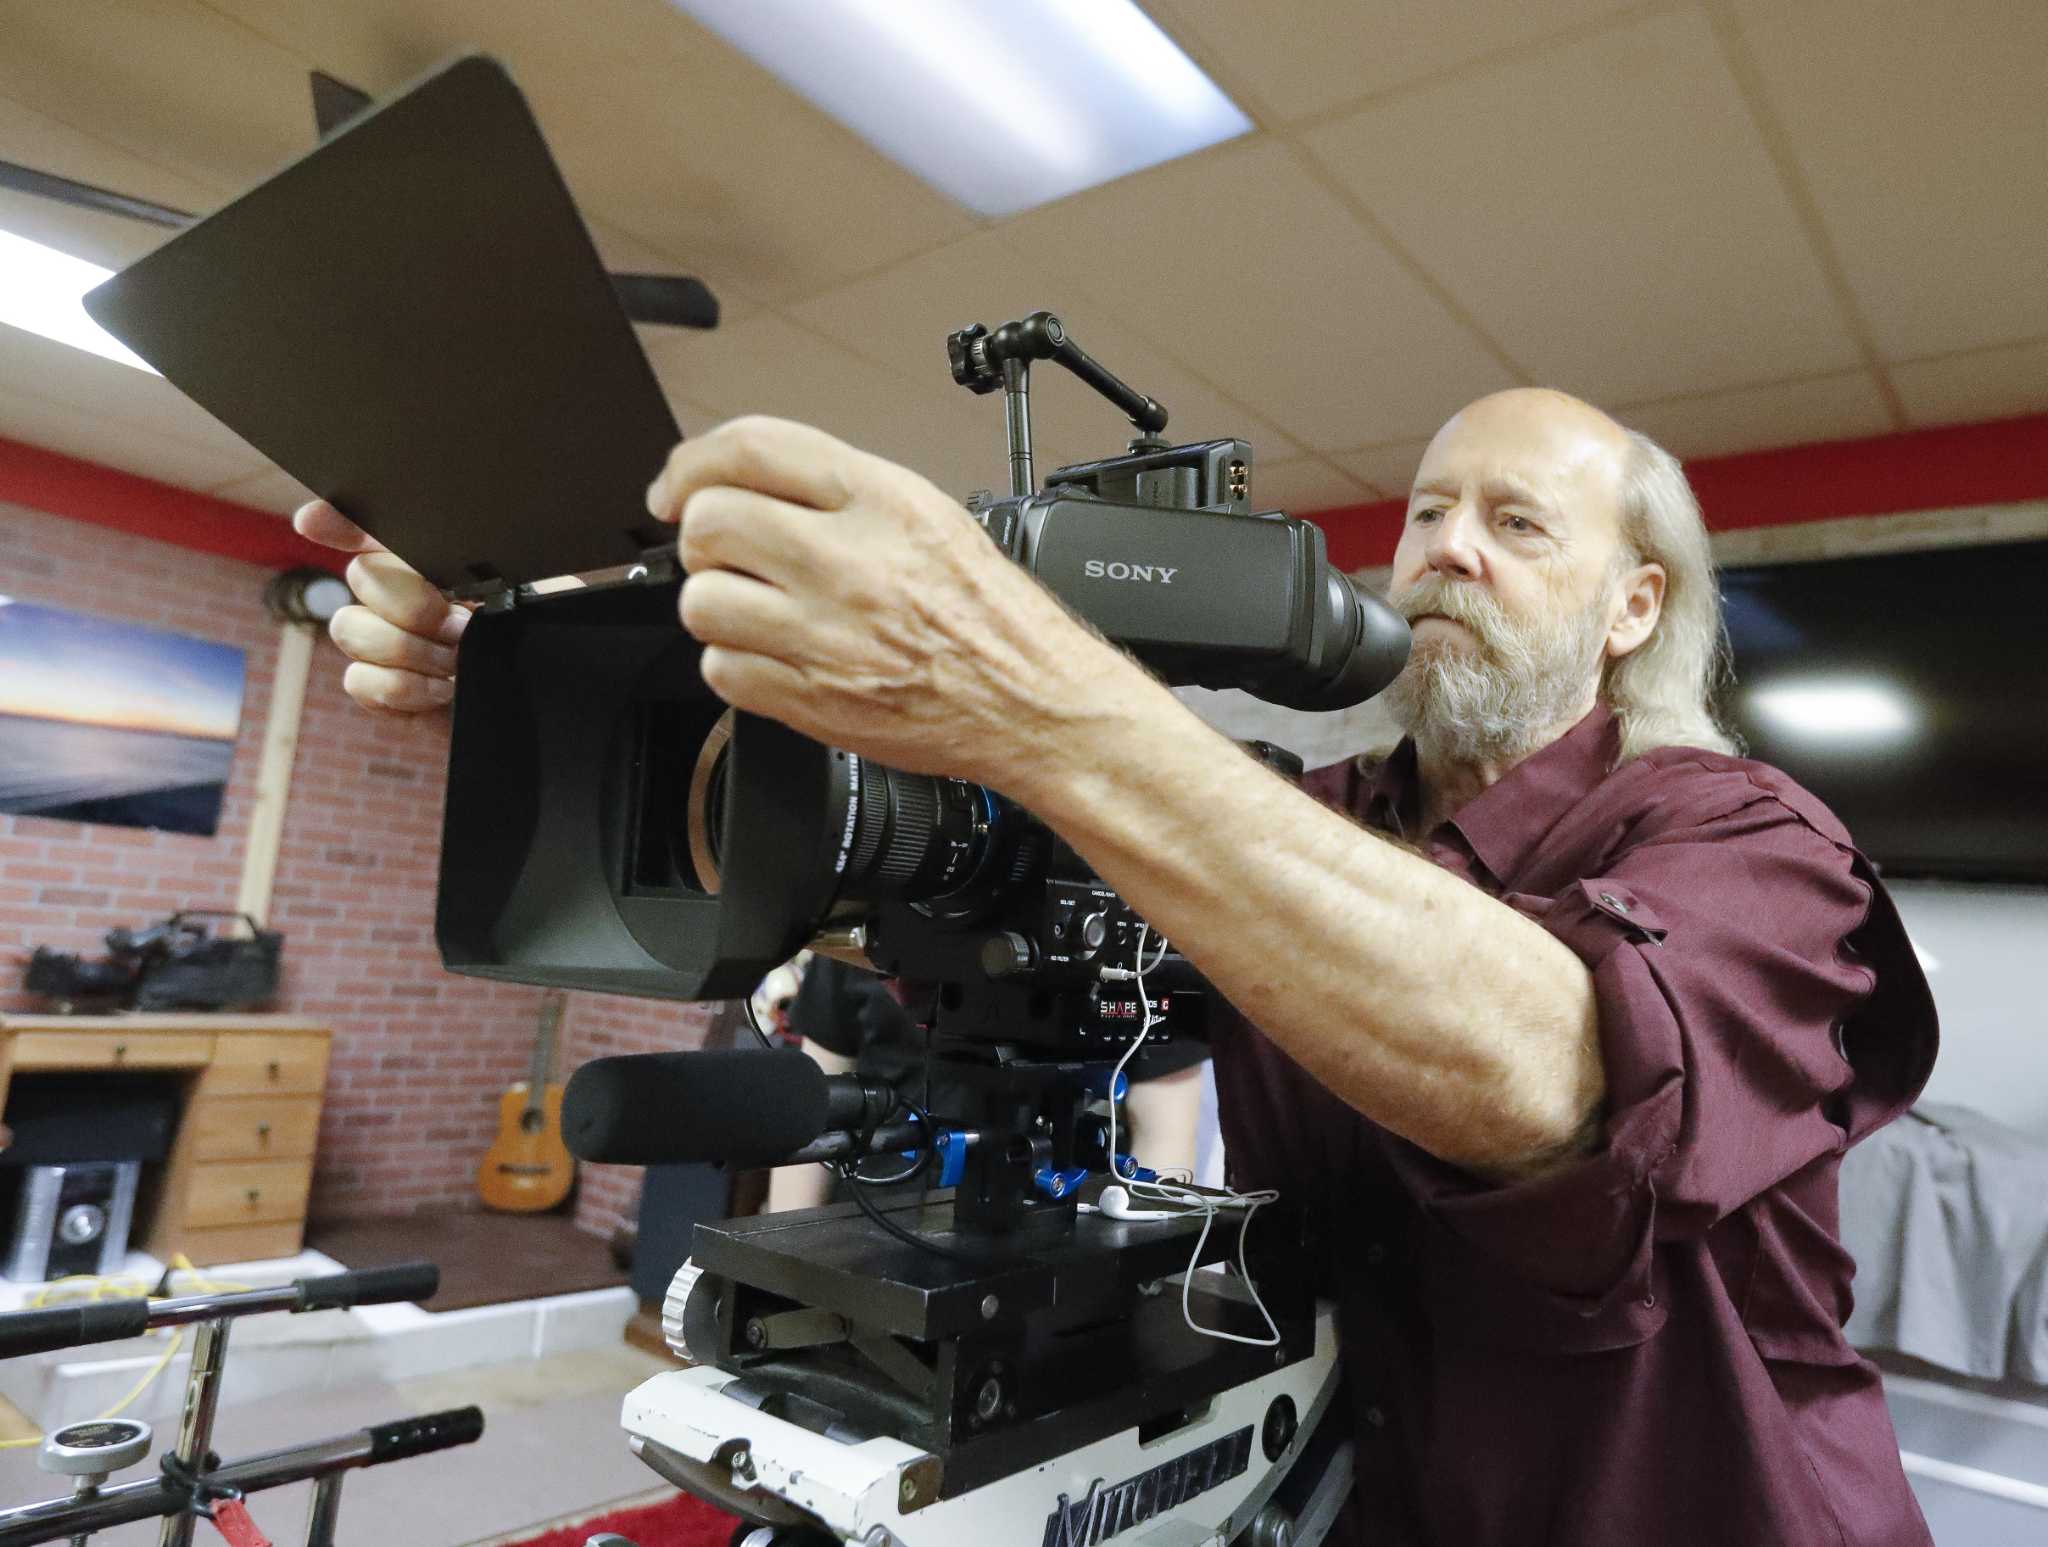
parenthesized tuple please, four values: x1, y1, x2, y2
(1102, 924, 1282, 1348)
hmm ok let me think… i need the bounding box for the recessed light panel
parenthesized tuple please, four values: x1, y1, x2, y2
(0, 227, 157, 373)
(670, 0, 1253, 216)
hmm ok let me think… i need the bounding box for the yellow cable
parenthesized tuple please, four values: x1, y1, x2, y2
(0, 1254, 257, 1449)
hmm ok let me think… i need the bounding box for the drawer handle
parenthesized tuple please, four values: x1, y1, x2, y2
(113, 1043, 128, 1059)
(256, 1122, 272, 1141)
(267, 1059, 282, 1080)
(245, 1188, 262, 1206)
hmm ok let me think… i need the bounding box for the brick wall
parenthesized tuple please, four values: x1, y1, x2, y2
(1, 500, 707, 1235)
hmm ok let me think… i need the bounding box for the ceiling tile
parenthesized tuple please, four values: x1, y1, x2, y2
(0, 1, 316, 198)
(0, 381, 263, 492)
(0, 96, 209, 269)
(206, 464, 316, 516)
(1613, 372, 1893, 460)
(0, 322, 272, 465)
(788, 231, 1308, 475)
(589, 212, 764, 357)
(1002, 139, 1517, 452)
(1891, 342, 2048, 430)
(1251, 456, 1371, 515)
(1738, 0, 2048, 360)
(1332, 441, 1434, 500)
(642, 311, 1003, 501)
(1150, 0, 1644, 124)
(588, 214, 760, 334)
(1302, 10, 1860, 406)
(655, 388, 731, 440)
(198, 0, 979, 306)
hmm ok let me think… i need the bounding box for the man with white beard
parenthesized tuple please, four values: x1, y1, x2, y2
(1213, 389, 1936, 1546)
(301, 387, 1936, 1547)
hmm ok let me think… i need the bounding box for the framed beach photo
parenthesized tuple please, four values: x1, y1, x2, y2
(0, 597, 246, 836)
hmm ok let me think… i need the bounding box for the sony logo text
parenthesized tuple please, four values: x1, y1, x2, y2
(1082, 560, 1179, 584)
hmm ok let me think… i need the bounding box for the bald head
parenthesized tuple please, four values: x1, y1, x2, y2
(1448, 386, 1631, 440)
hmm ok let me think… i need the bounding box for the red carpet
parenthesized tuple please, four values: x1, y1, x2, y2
(497, 1490, 740, 1547)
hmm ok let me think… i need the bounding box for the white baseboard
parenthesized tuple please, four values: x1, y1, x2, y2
(1900, 1451, 2048, 1513)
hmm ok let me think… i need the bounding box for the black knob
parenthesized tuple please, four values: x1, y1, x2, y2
(1079, 913, 1109, 954)
(947, 323, 999, 392)
(980, 932, 1036, 980)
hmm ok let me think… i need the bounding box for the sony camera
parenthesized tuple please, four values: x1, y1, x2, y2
(434, 310, 1409, 1072)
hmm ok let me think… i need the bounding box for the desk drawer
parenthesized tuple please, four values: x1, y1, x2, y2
(9, 1031, 214, 1070)
(206, 1036, 328, 1095)
(185, 1159, 312, 1227)
(174, 1221, 306, 1268)
(188, 1097, 321, 1162)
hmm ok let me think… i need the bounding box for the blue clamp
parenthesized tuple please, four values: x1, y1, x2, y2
(1081, 1067, 1130, 1103)
(1033, 1165, 1091, 1201)
(899, 1127, 973, 1190)
(1113, 1154, 1159, 1184)
(932, 1130, 971, 1189)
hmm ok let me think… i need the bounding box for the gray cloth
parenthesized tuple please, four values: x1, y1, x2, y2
(1841, 1101, 2048, 1382)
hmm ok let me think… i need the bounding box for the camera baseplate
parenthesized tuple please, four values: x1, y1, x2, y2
(680, 1187, 1315, 1494)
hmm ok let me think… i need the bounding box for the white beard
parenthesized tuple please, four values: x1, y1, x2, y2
(1381, 574, 1612, 765)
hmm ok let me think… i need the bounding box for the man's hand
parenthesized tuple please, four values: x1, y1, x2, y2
(291, 501, 469, 713)
(299, 415, 1137, 790)
(645, 416, 1139, 791)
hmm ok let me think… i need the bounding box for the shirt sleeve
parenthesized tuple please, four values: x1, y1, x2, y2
(1383, 782, 1881, 1310)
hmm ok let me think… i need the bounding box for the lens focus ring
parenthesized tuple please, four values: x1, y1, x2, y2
(874, 777, 939, 884)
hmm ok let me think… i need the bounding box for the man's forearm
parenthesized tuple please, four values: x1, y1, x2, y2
(1002, 664, 1605, 1179)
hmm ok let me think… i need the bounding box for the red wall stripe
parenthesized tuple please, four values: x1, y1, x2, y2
(1308, 411, 2048, 573)
(0, 435, 345, 576)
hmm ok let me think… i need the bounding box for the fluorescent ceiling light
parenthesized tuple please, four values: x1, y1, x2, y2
(1748, 679, 1917, 743)
(670, 0, 1253, 216)
(0, 227, 156, 373)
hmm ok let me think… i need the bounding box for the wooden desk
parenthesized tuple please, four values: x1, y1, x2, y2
(0, 1013, 332, 1266)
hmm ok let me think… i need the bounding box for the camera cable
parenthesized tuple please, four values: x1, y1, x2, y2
(747, 964, 1008, 1263)
(1097, 924, 1283, 1349)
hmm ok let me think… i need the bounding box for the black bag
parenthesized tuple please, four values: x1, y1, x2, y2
(21, 911, 283, 1012)
(133, 911, 283, 1011)
(23, 947, 139, 1003)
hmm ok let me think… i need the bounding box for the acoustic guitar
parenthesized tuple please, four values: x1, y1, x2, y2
(478, 990, 574, 1212)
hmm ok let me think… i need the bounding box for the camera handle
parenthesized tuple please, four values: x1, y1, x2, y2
(947, 312, 1170, 497)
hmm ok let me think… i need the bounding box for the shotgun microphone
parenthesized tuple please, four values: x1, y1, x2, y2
(561, 1049, 898, 1168)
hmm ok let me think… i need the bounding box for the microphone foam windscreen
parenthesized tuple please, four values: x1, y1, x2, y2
(561, 1048, 829, 1167)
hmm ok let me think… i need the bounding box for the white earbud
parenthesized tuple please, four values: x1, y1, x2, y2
(1097, 1184, 1175, 1221)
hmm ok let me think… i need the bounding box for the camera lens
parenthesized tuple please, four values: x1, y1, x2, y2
(835, 757, 1000, 908)
(679, 712, 1018, 913)
(683, 710, 735, 893)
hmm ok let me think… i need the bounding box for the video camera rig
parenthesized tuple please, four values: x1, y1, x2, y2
(77, 55, 1406, 1546)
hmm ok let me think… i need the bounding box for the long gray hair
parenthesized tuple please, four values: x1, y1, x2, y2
(1604, 430, 1738, 760)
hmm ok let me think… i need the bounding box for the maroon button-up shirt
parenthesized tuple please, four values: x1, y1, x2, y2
(1212, 704, 1940, 1547)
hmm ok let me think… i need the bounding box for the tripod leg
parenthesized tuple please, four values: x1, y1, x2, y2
(304, 1474, 343, 1547)
(158, 1317, 234, 1547)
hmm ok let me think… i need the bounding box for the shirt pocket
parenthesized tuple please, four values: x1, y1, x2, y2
(1732, 1191, 1867, 1369)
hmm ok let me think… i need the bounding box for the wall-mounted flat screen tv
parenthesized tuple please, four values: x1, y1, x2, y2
(1718, 539, 2046, 883)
